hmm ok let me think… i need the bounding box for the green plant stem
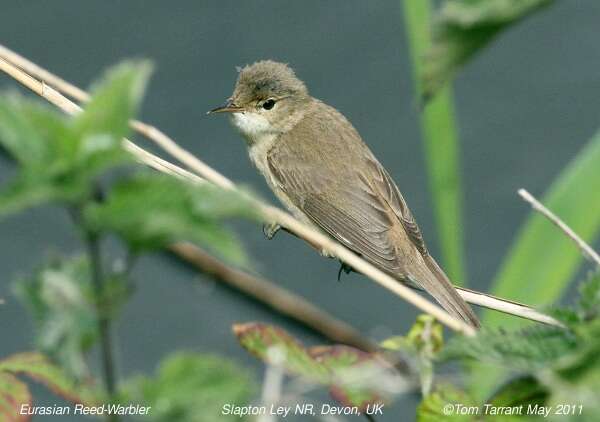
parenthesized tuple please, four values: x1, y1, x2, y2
(402, 0, 467, 285)
(85, 231, 119, 422)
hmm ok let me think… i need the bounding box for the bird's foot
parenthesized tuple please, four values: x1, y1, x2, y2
(337, 261, 354, 281)
(262, 222, 281, 240)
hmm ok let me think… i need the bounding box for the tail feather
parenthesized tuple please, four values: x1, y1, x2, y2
(413, 255, 480, 329)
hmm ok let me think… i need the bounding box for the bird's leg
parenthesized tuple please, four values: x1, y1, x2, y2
(337, 261, 354, 281)
(262, 223, 356, 282)
(262, 222, 281, 239)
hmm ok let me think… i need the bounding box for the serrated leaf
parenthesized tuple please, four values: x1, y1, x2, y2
(0, 372, 31, 422)
(538, 329, 600, 420)
(442, 326, 576, 372)
(73, 61, 151, 141)
(578, 272, 600, 320)
(0, 92, 133, 216)
(234, 323, 397, 412)
(422, 0, 553, 98)
(13, 256, 98, 380)
(123, 352, 256, 422)
(84, 174, 255, 265)
(0, 94, 64, 166)
(233, 323, 328, 382)
(0, 352, 97, 405)
(309, 346, 386, 411)
(0, 96, 81, 215)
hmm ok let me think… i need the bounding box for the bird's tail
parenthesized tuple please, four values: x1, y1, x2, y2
(412, 255, 480, 329)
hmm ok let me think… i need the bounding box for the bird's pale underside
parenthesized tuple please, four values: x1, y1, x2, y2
(211, 60, 480, 328)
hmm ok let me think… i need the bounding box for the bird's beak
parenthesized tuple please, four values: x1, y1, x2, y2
(207, 99, 245, 115)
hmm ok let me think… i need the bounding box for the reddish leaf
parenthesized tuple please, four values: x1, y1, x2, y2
(0, 352, 98, 405)
(310, 346, 386, 412)
(234, 323, 395, 411)
(233, 323, 329, 382)
(0, 372, 31, 422)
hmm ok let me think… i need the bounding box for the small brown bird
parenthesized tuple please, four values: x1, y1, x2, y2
(210, 60, 479, 328)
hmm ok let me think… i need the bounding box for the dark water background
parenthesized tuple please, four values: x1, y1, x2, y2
(1, 1, 599, 421)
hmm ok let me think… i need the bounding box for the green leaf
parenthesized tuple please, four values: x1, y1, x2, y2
(13, 256, 99, 380)
(403, 0, 467, 284)
(487, 376, 548, 409)
(0, 94, 64, 166)
(73, 61, 151, 141)
(539, 325, 600, 420)
(578, 272, 600, 321)
(84, 174, 255, 265)
(417, 384, 477, 422)
(0, 372, 31, 422)
(486, 131, 600, 328)
(123, 352, 256, 422)
(0, 96, 81, 215)
(0, 102, 129, 217)
(443, 326, 576, 372)
(420, 0, 553, 99)
(0, 61, 150, 216)
(0, 352, 97, 405)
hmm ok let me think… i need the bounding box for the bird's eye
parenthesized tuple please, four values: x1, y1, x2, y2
(262, 99, 276, 110)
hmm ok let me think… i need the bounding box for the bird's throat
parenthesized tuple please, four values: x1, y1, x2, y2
(230, 112, 275, 145)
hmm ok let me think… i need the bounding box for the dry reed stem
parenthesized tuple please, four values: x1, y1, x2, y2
(519, 189, 600, 267)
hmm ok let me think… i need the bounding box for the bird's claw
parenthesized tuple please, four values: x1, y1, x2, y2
(337, 262, 353, 281)
(262, 222, 281, 240)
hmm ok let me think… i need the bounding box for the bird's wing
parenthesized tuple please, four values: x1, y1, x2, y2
(267, 138, 414, 276)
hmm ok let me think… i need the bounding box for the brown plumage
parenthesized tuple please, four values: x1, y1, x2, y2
(211, 61, 480, 328)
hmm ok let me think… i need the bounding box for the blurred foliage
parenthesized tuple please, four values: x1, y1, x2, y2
(381, 315, 443, 395)
(420, 0, 553, 99)
(417, 272, 600, 421)
(123, 353, 256, 422)
(0, 351, 98, 419)
(0, 62, 147, 216)
(0, 372, 30, 422)
(13, 256, 102, 381)
(234, 322, 400, 412)
(84, 174, 255, 265)
(403, 0, 467, 285)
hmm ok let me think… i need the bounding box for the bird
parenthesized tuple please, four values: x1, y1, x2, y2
(209, 60, 479, 328)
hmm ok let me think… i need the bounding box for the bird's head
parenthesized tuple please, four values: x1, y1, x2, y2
(209, 60, 310, 144)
